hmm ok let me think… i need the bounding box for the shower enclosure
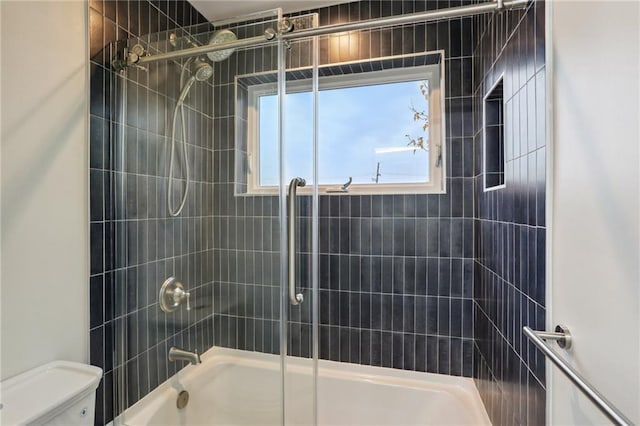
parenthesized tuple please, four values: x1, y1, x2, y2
(102, 1, 533, 424)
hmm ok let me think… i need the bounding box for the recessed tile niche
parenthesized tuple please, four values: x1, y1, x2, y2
(483, 78, 505, 190)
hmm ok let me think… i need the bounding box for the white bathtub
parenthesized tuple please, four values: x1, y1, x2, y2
(120, 347, 490, 426)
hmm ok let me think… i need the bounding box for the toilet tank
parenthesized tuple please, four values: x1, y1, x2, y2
(0, 361, 102, 425)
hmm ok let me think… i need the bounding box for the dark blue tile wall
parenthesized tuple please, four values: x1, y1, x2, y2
(471, 1, 547, 424)
(88, 1, 212, 424)
(213, 0, 478, 378)
(210, 17, 284, 357)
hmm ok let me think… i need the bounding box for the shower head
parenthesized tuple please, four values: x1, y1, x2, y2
(176, 58, 212, 104)
(192, 58, 213, 81)
(207, 29, 237, 62)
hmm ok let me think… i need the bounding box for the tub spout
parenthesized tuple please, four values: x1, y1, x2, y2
(168, 347, 201, 365)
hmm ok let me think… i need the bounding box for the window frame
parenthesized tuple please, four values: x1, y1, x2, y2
(243, 57, 447, 195)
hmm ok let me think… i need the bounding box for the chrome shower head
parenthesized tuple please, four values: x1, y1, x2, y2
(207, 29, 237, 62)
(192, 58, 213, 81)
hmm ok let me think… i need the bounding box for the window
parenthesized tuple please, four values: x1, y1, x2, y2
(237, 54, 446, 195)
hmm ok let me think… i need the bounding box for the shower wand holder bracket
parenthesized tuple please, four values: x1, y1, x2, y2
(159, 277, 191, 313)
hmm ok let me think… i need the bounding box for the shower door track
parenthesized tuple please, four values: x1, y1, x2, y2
(120, 0, 528, 68)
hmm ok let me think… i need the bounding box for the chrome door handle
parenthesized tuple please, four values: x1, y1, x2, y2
(288, 177, 306, 305)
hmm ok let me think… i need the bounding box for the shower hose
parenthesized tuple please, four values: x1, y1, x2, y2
(167, 58, 193, 217)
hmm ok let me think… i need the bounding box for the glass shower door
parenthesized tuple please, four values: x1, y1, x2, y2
(105, 10, 318, 424)
(106, 9, 321, 425)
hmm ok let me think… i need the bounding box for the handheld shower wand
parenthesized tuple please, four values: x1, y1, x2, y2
(167, 30, 237, 217)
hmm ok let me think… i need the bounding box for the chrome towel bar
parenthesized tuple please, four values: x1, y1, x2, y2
(523, 326, 633, 426)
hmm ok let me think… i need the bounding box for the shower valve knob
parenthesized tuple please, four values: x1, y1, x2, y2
(159, 277, 191, 313)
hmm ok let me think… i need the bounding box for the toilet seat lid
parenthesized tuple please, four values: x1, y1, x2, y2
(0, 361, 102, 425)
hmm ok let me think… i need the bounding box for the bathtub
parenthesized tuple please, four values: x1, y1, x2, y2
(120, 347, 490, 425)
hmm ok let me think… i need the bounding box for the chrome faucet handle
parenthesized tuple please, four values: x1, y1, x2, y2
(172, 286, 191, 310)
(172, 286, 187, 303)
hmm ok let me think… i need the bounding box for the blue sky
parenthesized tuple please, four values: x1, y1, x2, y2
(259, 80, 430, 186)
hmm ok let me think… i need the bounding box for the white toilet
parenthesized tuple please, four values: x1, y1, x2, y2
(0, 361, 102, 425)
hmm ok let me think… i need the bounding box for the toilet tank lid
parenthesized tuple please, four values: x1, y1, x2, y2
(0, 361, 102, 425)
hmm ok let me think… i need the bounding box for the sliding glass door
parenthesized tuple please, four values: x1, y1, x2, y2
(278, 15, 320, 426)
(108, 9, 320, 425)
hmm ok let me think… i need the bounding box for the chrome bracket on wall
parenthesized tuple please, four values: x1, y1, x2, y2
(277, 18, 295, 35)
(530, 324, 572, 349)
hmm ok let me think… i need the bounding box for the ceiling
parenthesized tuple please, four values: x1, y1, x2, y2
(189, 1, 350, 23)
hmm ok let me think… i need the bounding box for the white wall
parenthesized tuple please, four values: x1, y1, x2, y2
(549, 1, 639, 424)
(0, 1, 88, 380)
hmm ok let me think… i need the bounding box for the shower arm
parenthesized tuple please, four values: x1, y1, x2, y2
(114, 0, 528, 70)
